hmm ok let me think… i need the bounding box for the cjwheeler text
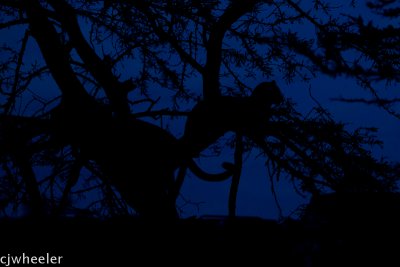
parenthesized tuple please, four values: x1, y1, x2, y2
(0, 253, 63, 266)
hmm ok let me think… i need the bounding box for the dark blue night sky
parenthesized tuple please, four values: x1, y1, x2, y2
(1, 0, 399, 220)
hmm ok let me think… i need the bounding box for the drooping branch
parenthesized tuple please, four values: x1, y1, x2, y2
(331, 97, 400, 105)
(285, 0, 323, 29)
(0, 19, 28, 30)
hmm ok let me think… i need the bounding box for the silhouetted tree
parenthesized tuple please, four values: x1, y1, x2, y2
(0, 0, 399, 219)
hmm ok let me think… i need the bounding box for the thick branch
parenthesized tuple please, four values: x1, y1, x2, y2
(1, 116, 45, 215)
(48, 0, 130, 116)
(56, 158, 83, 215)
(229, 134, 243, 217)
(14, 152, 43, 216)
(4, 30, 29, 114)
(203, 0, 261, 100)
(23, 0, 92, 107)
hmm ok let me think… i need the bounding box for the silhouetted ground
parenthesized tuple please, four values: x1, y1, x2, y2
(1, 214, 399, 266)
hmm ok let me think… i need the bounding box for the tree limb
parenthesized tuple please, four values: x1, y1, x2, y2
(23, 0, 92, 106)
(203, 0, 262, 100)
(48, 0, 131, 116)
(229, 133, 243, 217)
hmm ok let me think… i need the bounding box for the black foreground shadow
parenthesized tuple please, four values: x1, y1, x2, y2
(1, 203, 400, 267)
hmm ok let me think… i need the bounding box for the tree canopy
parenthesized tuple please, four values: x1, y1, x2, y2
(0, 0, 399, 219)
